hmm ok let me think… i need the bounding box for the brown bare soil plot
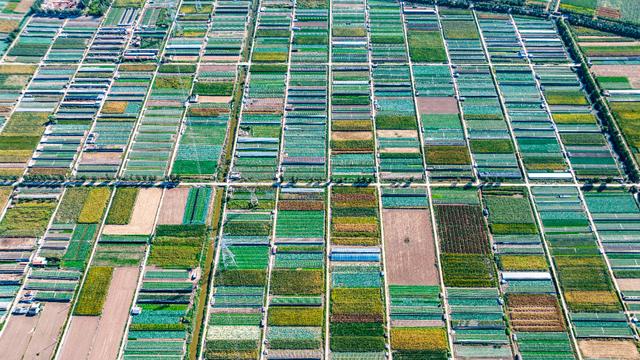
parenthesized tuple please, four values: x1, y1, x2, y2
(58, 316, 100, 360)
(417, 97, 458, 114)
(617, 278, 640, 291)
(103, 188, 162, 235)
(579, 339, 640, 360)
(0, 302, 70, 360)
(506, 294, 565, 332)
(59, 267, 139, 360)
(158, 187, 190, 225)
(88, 267, 139, 360)
(382, 209, 439, 285)
(332, 131, 372, 141)
(592, 65, 640, 89)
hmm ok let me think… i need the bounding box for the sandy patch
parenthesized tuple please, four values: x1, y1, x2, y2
(79, 152, 121, 165)
(89, 267, 139, 360)
(417, 97, 458, 115)
(199, 95, 232, 104)
(332, 131, 372, 141)
(377, 130, 418, 138)
(578, 339, 640, 360)
(59, 316, 100, 360)
(14, 0, 35, 12)
(202, 55, 240, 62)
(157, 187, 189, 225)
(379, 147, 420, 153)
(0, 302, 70, 360)
(592, 65, 640, 89)
(382, 209, 438, 285)
(103, 188, 162, 235)
(199, 65, 236, 72)
(617, 278, 640, 291)
(581, 41, 640, 47)
(0, 237, 35, 250)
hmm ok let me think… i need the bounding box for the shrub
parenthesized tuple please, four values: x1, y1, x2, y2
(106, 187, 138, 225)
(331, 336, 386, 352)
(499, 255, 548, 271)
(78, 187, 111, 224)
(564, 290, 622, 312)
(215, 269, 266, 286)
(408, 30, 447, 63)
(391, 327, 448, 351)
(268, 307, 323, 326)
(425, 145, 471, 165)
(194, 81, 234, 96)
(55, 188, 90, 223)
(270, 269, 323, 295)
(442, 253, 496, 288)
(470, 139, 514, 153)
(74, 266, 113, 316)
(375, 114, 417, 130)
(148, 236, 203, 269)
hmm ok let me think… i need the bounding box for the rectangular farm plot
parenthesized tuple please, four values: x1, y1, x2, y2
(583, 189, 640, 313)
(368, 0, 407, 63)
(535, 65, 623, 181)
(439, 8, 486, 64)
(122, 216, 211, 359)
(492, 65, 571, 180)
(381, 188, 449, 360)
(373, 65, 424, 182)
(251, 1, 292, 63)
(329, 186, 387, 357)
(453, 65, 523, 181)
(531, 186, 635, 341)
(123, 65, 194, 179)
(412, 65, 473, 181)
(382, 208, 437, 285)
(0, 186, 62, 326)
(430, 187, 513, 359)
(481, 187, 576, 359)
(280, 65, 328, 182)
(230, 65, 286, 182)
(403, 4, 446, 63)
(103, 187, 163, 236)
(76, 65, 155, 179)
(331, 0, 368, 63)
(170, 64, 240, 179)
(291, 0, 329, 64)
(205, 187, 275, 360)
(330, 65, 376, 182)
(204, 0, 252, 63)
(265, 188, 326, 358)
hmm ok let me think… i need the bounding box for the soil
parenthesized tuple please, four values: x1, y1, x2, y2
(377, 130, 418, 138)
(382, 209, 439, 285)
(0, 302, 70, 360)
(103, 188, 162, 235)
(417, 97, 458, 114)
(59, 267, 139, 360)
(331, 131, 372, 141)
(616, 278, 640, 291)
(88, 267, 140, 360)
(157, 187, 190, 225)
(578, 339, 640, 359)
(58, 316, 100, 360)
(592, 65, 640, 89)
